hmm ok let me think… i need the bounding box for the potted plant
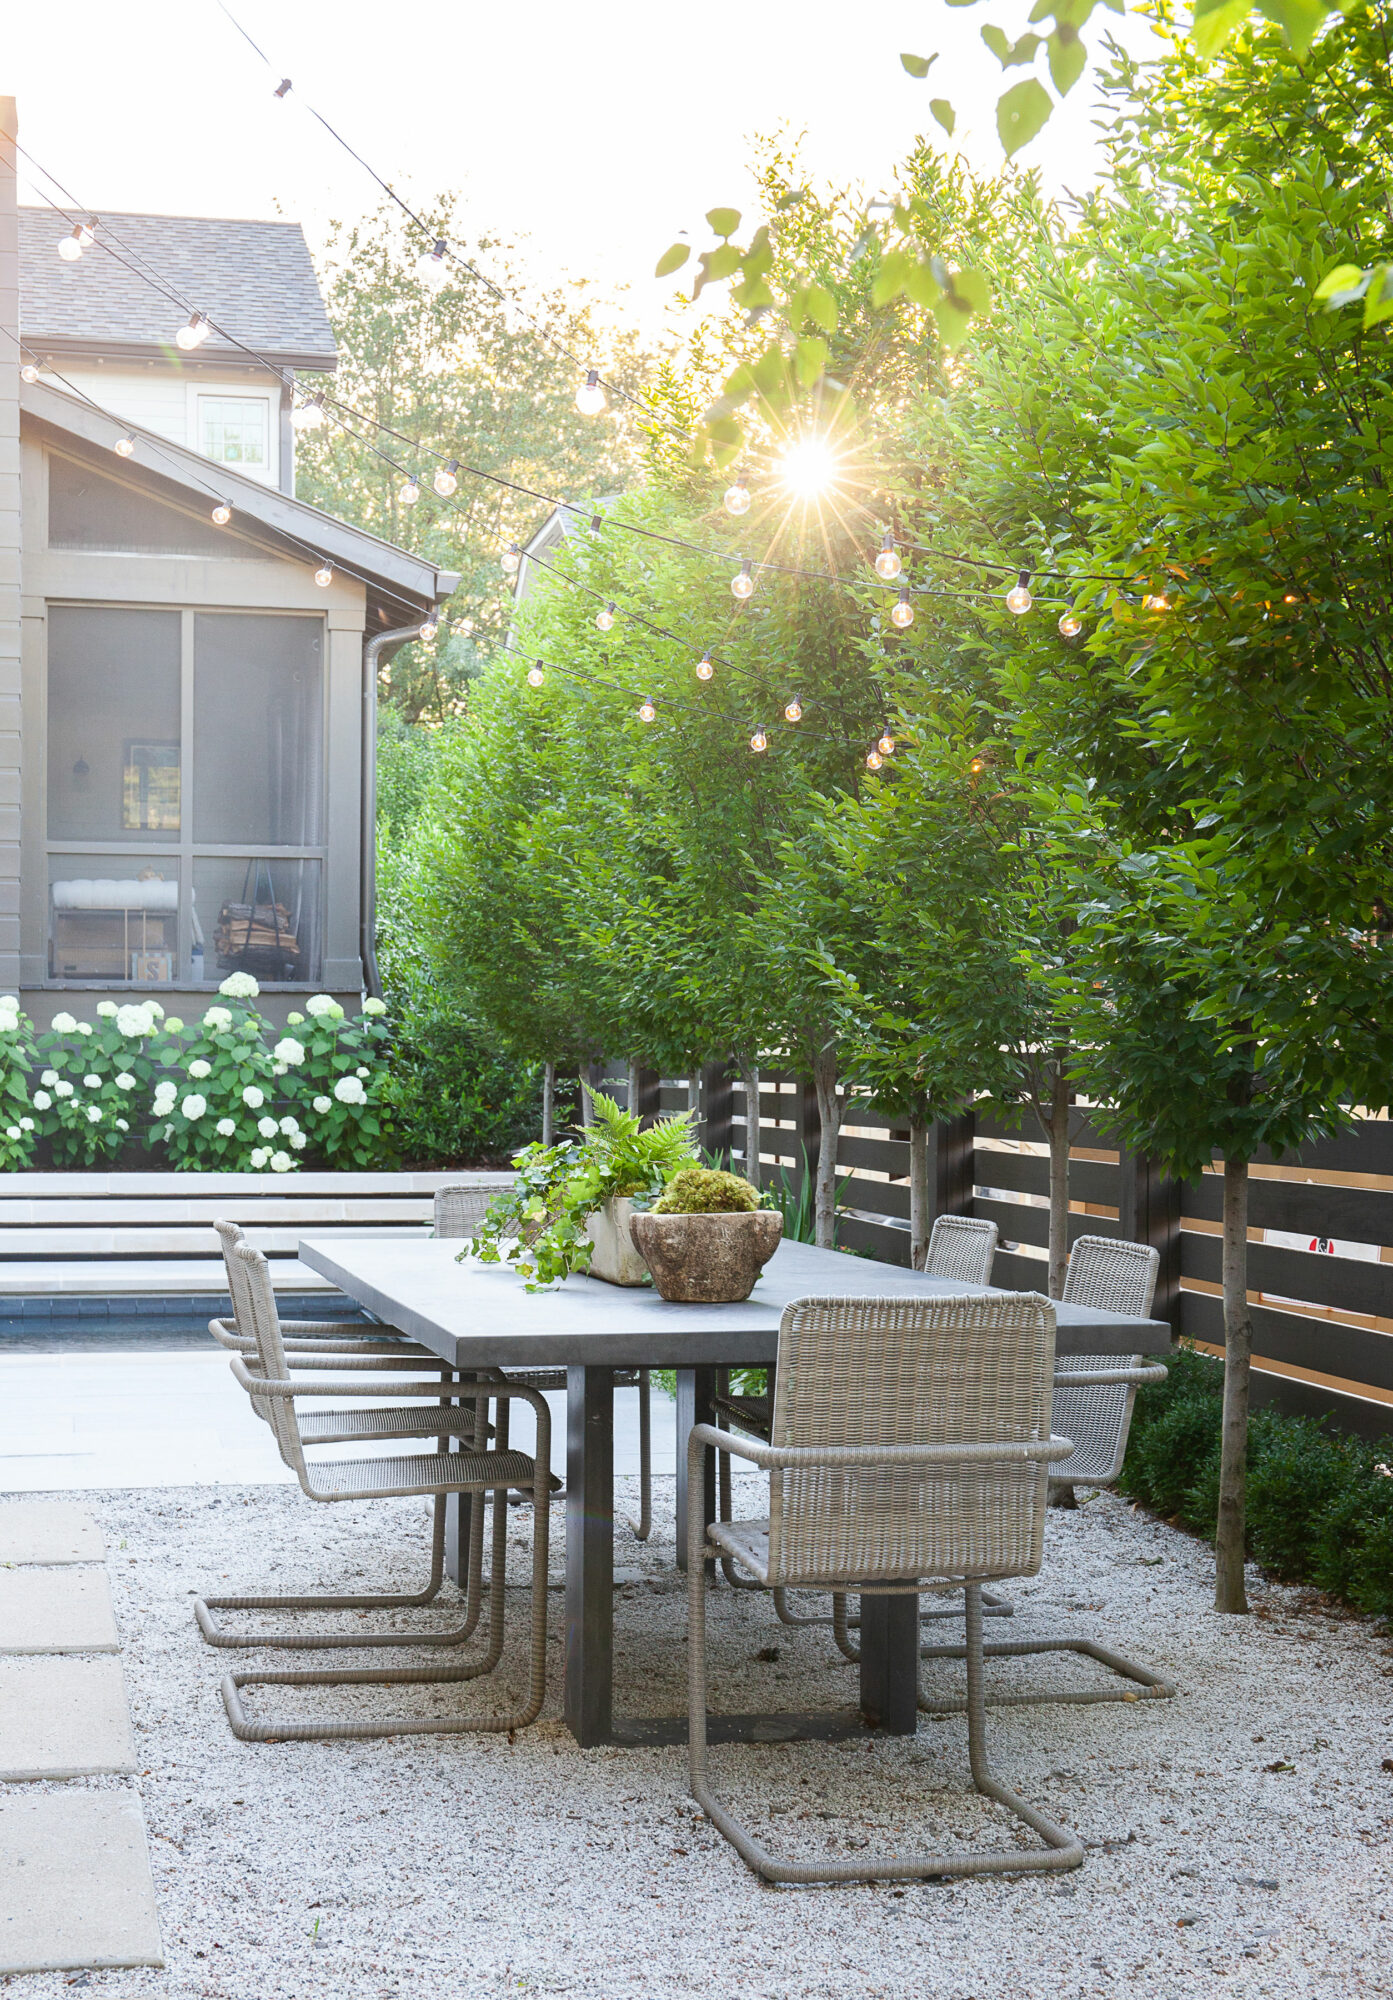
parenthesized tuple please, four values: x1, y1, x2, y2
(461, 1086, 699, 1290)
(629, 1167, 784, 1303)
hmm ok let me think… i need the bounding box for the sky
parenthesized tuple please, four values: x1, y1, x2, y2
(5, 0, 1161, 336)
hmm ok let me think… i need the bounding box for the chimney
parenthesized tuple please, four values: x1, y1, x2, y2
(0, 98, 19, 991)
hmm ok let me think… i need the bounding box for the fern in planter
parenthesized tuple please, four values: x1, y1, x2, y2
(461, 1086, 698, 1289)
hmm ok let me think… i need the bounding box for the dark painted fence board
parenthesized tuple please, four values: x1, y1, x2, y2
(1181, 1289, 1393, 1397)
(1184, 1172, 1391, 1246)
(1180, 1231, 1393, 1321)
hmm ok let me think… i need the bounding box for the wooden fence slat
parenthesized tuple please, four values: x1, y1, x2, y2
(1180, 1288, 1393, 1396)
(1180, 1231, 1393, 1321)
(1252, 1119, 1393, 1179)
(836, 1133, 911, 1179)
(842, 1175, 911, 1222)
(972, 1151, 1120, 1208)
(1184, 1172, 1391, 1245)
(837, 1213, 911, 1267)
(973, 1196, 1128, 1254)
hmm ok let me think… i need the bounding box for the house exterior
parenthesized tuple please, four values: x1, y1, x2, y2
(0, 97, 455, 1027)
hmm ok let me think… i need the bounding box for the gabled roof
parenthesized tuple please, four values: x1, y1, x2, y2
(19, 207, 338, 372)
(23, 376, 457, 624)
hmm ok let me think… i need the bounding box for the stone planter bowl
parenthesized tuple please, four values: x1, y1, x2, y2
(628, 1209, 784, 1303)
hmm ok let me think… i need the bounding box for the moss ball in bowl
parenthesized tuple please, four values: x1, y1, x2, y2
(631, 1171, 782, 1302)
(651, 1167, 762, 1214)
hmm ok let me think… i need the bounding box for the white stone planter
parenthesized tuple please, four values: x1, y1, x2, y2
(584, 1196, 648, 1286)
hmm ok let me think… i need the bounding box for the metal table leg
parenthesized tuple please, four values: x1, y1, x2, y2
(858, 1593, 920, 1733)
(564, 1364, 614, 1747)
(674, 1365, 716, 1574)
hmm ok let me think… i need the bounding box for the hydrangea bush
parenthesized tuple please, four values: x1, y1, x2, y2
(150, 983, 284, 1170)
(30, 1000, 159, 1166)
(0, 995, 39, 1169)
(278, 993, 390, 1167)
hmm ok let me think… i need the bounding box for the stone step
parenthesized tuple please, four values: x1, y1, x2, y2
(0, 1501, 104, 1564)
(0, 1223, 433, 1257)
(0, 1170, 499, 1196)
(0, 1792, 163, 1973)
(0, 1657, 136, 1779)
(0, 1194, 455, 1225)
(0, 1256, 336, 1295)
(0, 1569, 120, 1654)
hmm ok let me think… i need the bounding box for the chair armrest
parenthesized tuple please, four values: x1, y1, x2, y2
(687, 1422, 1074, 1471)
(229, 1356, 545, 1414)
(1053, 1366, 1168, 1387)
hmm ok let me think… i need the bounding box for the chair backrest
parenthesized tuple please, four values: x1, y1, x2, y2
(765, 1291, 1056, 1588)
(231, 1240, 306, 1474)
(433, 1185, 496, 1239)
(924, 1214, 998, 1286)
(1062, 1235, 1159, 1320)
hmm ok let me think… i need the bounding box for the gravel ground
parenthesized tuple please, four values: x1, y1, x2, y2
(3, 1478, 1391, 2000)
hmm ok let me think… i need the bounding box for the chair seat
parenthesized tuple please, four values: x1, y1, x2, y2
(708, 1516, 774, 1583)
(298, 1405, 490, 1447)
(713, 1392, 772, 1440)
(302, 1447, 540, 1501)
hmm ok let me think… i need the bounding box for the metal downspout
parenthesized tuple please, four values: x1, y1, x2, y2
(360, 623, 424, 1001)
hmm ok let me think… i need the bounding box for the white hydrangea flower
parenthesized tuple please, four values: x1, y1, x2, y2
(115, 1118, 129, 1132)
(279, 1115, 300, 1135)
(363, 998, 387, 1017)
(163, 1017, 184, 1034)
(115, 1004, 153, 1038)
(286, 1011, 305, 1026)
(50, 1011, 78, 1032)
(269, 1150, 294, 1173)
(76, 1023, 92, 1036)
(201, 1006, 233, 1031)
(54, 1080, 74, 1099)
(40, 1070, 58, 1087)
(5, 1125, 20, 1140)
(271, 1063, 287, 1077)
(356, 1066, 370, 1078)
(115, 1073, 136, 1090)
(333, 1075, 367, 1106)
(180, 1094, 207, 1121)
(257, 1116, 278, 1139)
(289, 1130, 306, 1149)
(218, 972, 260, 1000)
(19, 1116, 34, 1131)
(83, 1074, 101, 1088)
(249, 1147, 270, 1169)
(0, 1013, 18, 1035)
(31, 1090, 51, 1110)
(312, 1094, 332, 1115)
(152, 1089, 177, 1112)
(146, 1001, 164, 1020)
(96, 1000, 118, 1018)
(188, 1059, 212, 1080)
(216, 1117, 237, 1138)
(86, 1105, 102, 1124)
(0, 995, 16, 1009)
(242, 1085, 265, 1109)
(272, 1037, 305, 1066)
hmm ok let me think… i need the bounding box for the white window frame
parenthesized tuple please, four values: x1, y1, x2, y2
(190, 389, 277, 486)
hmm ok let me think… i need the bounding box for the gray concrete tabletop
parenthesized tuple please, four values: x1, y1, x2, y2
(297, 1236, 1172, 1370)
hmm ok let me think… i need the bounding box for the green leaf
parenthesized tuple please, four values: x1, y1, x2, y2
(1364, 265, 1393, 330)
(1255, 0, 1329, 55)
(900, 51, 937, 77)
(804, 284, 838, 333)
(930, 98, 957, 135)
(1313, 262, 1368, 302)
(1047, 27, 1088, 94)
(654, 242, 690, 278)
(997, 77, 1053, 155)
(794, 335, 829, 386)
(983, 24, 1042, 66)
(705, 207, 741, 238)
(932, 293, 976, 352)
(951, 267, 992, 315)
(691, 242, 742, 299)
(871, 249, 913, 308)
(1191, 0, 1251, 59)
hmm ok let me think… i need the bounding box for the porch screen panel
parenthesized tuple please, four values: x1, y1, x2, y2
(192, 614, 324, 846)
(47, 607, 181, 842)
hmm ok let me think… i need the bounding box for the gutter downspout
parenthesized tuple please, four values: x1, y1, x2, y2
(360, 622, 426, 1001)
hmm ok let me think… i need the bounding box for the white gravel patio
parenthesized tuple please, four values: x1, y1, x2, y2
(2, 1477, 1390, 2000)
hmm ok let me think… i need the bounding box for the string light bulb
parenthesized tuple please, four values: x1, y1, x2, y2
(878, 731, 896, 757)
(417, 238, 450, 291)
(595, 601, 615, 632)
(750, 726, 768, 754)
(874, 533, 902, 582)
(57, 225, 85, 262)
(76, 219, 96, 249)
(889, 587, 914, 630)
(501, 544, 521, 576)
(576, 369, 606, 416)
(399, 473, 421, 506)
(866, 749, 883, 771)
(419, 612, 439, 641)
(695, 649, 715, 681)
(314, 562, 334, 588)
(19, 363, 38, 384)
(731, 559, 755, 601)
(211, 502, 232, 526)
(970, 755, 986, 775)
(111, 434, 135, 458)
(1058, 610, 1082, 639)
(291, 395, 325, 432)
(784, 698, 803, 723)
(724, 476, 751, 517)
(1006, 570, 1033, 615)
(638, 696, 657, 723)
(527, 662, 545, 687)
(274, 77, 293, 98)
(433, 459, 459, 497)
(175, 311, 210, 351)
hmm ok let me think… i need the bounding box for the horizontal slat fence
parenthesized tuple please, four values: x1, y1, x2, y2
(602, 1063, 1392, 1441)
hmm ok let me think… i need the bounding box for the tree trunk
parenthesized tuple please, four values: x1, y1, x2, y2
(1046, 1054, 1070, 1300)
(739, 1063, 761, 1189)
(908, 1118, 929, 1270)
(626, 1059, 641, 1120)
(1215, 1153, 1253, 1614)
(580, 1067, 595, 1129)
(541, 1061, 555, 1148)
(812, 1047, 842, 1251)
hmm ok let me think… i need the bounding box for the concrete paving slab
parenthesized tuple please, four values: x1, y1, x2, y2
(0, 1656, 136, 1779)
(0, 1500, 103, 1564)
(0, 1568, 119, 1653)
(0, 1791, 163, 1972)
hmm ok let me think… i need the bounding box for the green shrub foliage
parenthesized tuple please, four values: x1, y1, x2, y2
(1121, 1345, 1393, 1620)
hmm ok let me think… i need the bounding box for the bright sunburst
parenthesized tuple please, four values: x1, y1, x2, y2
(778, 435, 841, 500)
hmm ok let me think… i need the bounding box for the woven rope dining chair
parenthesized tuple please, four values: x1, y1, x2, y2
(435, 1184, 652, 1540)
(688, 1290, 1083, 1884)
(204, 1241, 551, 1743)
(917, 1234, 1174, 1714)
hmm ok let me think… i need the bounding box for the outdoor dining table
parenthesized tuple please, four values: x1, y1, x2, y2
(297, 1235, 1172, 1749)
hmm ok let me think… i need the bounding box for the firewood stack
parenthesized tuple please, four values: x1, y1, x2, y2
(214, 899, 304, 977)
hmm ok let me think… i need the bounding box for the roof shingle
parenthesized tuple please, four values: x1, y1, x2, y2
(19, 207, 337, 371)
